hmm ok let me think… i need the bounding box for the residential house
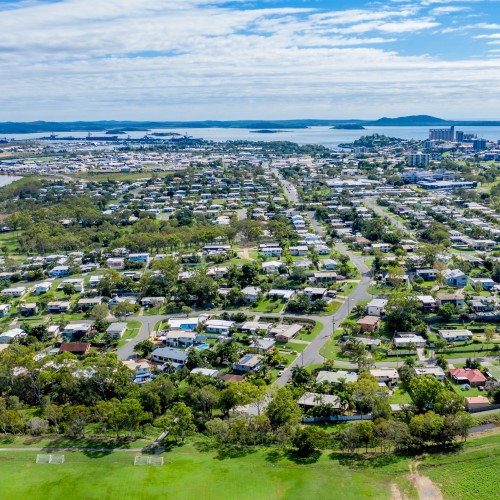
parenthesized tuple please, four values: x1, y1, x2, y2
(122, 359, 154, 384)
(372, 243, 390, 253)
(470, 277, 496, 291)
(77, 297, 103, 310)
(268, 289, 295, 301)
(316, 370, 358, 384)
(49, 266, 70, 278)
(141, 297, 165, 308)
(204, 319, 234, 335)
(151, 346, 188, 366)
(270, 323, 303, 342)
(415, 268, 437, 281)
(449, 368, 487, 387)
(262, 261, 283, 275)
(167, 316, 207, 331)
(262, 247, 283, 258)
(394, 334, 426, 349)
(2, 286, 26, 298)
(414, 366, 445, 380)
(370, 368, 399, 389)
(164, 330, 196, 348)
(249, 338, 276, 353)
(357, 316, 380, 333)
(61, 323, 92, 339)
(438, 329, 473, 342)
(47, 301, 71, 313)
(106, 322, 128, 338)
(58, 278, 84, 293)
(35, 282, 52, 295)
(233, 354, 264, 373)
(191, 367, 219, 378)
(240, 321, 271, 334)
(0, 328, 26, 344)
(303, 287, 328, 301)
(59, 342, 90, 355)
(241, 286, 261, 303)
(417, 295, 437, 312)
(465, 396, 490, 411)
(436, 293, 465, 309)
(289, 245, 308, 256)
(312, 271, 337, 284)
(298, 392, 341, 409)
(0, 304, 11, 318)
(442, 269, 468, 287)
(322, 259, 337, 270)
(128, 253, 149, 263)
(19, 303, 38, 317)
(366, 298, 387, 317)
(106, 258, 125, 270)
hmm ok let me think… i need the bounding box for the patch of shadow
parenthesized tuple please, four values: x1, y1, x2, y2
(82, 449, 113, 458)
(0, 437, 15, 445)
(22, 437, 44, 446)
(214, 445, 258, 460)
(285, 449, 321, 465)
(265, 450, 284, 464)
(193, 440, 220, 453)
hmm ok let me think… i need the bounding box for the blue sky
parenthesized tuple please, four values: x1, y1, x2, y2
(0, 0, 499, 120)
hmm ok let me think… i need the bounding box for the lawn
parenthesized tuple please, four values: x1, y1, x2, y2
(295, 321, 323, 341)
(1, 433, 498, 500)
(117, 320, 141, 348)
(0, 442, 406, 500)
(388, 386, 413, 405)
(421, 433, 500, 500)
(251, 298, 284, 313)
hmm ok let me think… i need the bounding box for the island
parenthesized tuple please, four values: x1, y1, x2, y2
(250, 129, 286, 134)
(332, 124, 365, 130)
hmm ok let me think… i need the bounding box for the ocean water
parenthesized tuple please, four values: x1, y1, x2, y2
(2, 126, 500, 148)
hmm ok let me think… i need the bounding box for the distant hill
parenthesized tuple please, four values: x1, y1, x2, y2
(367, 115, 448, 126)
(0, 116, 499, 134)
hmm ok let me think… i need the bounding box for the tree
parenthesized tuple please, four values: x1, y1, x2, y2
(484, 326, 495, 351)
(356, 421, 377, 452)
(62, 283, 76, 298)
(134, 339, 155, 358)
(45, 404, 64, 434)
(66, 405, 91, 437)
(291, 366, 311, 386)
(26, 417, 49, 436)
(158, 402, 195, 443)
(112, 301, 137, 318)
(265, 387, 301, 429)
(434, 391, 465, 415)
(292, 427, 330, 455)
(181, 306, 192, 318)
(384, 291, 422, 333)
(437, 303, 455, 321)
(409, 375, 444, 411)
(435, 355, 448, 371)
(89, 303, 109, 322)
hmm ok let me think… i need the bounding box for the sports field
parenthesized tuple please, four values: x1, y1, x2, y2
(0, 433, 498, 500)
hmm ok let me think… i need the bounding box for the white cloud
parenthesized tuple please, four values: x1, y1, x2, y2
(431, 6, 470, 13)
(0, 0, 498, 119)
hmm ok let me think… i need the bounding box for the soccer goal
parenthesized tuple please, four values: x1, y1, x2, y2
(134, 456, 164, 466)
(36, 454, 65, 464)
(149, 456, 164, 467)
(134, 456, 150, 465)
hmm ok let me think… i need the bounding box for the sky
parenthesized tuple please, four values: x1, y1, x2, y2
(0, 0, 499, 121)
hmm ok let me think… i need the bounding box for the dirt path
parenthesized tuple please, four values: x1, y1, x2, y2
(391, 483, 404, 500)
(238, 247, 255, 261)
(409, 462, 443, 500)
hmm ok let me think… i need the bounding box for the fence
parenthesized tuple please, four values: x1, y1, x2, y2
(302, 414, 372, 423)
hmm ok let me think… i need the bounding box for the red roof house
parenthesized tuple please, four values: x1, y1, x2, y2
(59, 342, 91, 355)
(449, 368, 487, 387)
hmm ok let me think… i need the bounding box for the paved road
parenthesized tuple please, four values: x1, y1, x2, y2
(363, 198, 415, 239)
(117, 314, 164, 360)
(272, 168, 299, 204)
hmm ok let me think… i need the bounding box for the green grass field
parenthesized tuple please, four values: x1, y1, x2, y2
(0, 442, 407, 500)
(0, 433, 498, 500)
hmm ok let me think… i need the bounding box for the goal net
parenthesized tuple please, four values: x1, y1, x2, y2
(134, 456, 164, 466)
(36, 454, 65, 464)
(149, 456, 164, 467)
